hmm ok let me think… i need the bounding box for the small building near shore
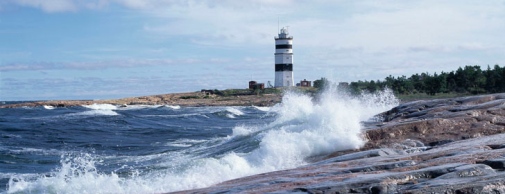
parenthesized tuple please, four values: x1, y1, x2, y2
(300, 79, 311, 87)
(249, 81, 265, 90)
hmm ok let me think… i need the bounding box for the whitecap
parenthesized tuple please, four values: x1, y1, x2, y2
(252, 106, 270, 112)
(119, 105, 164, 110)
(231, 125, 259, 137)
(166, 143, 192, 148)
(82, 103, 117, 110)
(9, 147, 66, 156)
(43, 105, 55, 110)
(77, 103, 119, 116)
(69, 110, 119, 116)
(164, 138, 206, 148)
(226, 107, 244, 116)
(164, 105, 181, 110)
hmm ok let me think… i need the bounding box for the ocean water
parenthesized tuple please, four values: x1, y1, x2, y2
(0, 90, 398, 193)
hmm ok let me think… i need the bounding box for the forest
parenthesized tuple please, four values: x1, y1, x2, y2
(315, 65, 505, 96)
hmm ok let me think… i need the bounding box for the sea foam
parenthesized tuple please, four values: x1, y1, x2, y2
(43, 105, 55, 110)
(6, 88, 398, 193)
(82, 104, 117, 110)
(72, 104, 119, 116)
(225, 107, 244, 118)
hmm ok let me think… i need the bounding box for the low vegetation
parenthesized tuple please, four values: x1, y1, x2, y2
(196, 88, 283, 98)
(198, 64, 505, 102)
(345, 65, 505, 96)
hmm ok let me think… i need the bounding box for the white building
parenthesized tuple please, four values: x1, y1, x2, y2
(274, 27, 294, 87)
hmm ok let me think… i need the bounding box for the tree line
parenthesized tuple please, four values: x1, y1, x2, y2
(314, 65, 505, 96)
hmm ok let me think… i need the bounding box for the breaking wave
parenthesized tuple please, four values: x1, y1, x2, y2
(70, 104, 119, 116)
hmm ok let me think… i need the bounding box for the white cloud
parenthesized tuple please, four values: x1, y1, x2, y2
(0, 58, 201, 72)
(11, 0, 77, 12)
(10, 0, 503, 49)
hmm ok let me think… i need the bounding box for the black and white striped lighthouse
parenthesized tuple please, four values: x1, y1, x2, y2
(274, 27, 294, 87)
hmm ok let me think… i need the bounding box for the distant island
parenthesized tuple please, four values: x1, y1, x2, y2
(0, 88, 285, 108)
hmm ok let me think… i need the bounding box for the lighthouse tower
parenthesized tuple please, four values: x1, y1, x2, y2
(274, 27, 294, 87)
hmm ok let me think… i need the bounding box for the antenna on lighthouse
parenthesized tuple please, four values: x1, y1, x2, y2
(277, 16, 280, 34)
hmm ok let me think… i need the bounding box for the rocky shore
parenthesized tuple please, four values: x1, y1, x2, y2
(0, 92, 282, 108)
(7, 91, 505, 193)
(177, 93, 505, 193)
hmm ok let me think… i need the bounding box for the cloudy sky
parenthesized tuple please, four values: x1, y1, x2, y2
(1, 0, 504, 101)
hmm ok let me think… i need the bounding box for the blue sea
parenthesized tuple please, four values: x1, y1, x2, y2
(0, 90, 398, 193)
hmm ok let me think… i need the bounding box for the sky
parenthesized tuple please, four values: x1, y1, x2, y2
(1, 0, 505, 101)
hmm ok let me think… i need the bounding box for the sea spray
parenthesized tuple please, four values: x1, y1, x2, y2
(5, 88, 399, 193)
(250, 88, 399, 168)
(7, 153, 124, 193)
(151, 88, 400, 191)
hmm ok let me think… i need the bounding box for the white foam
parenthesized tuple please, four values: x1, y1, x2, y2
(225, 107, 244, 118)
(7, 154, 128, 193)
(69, 110, 119, 116)
(82, 104, 117, 110)
(43, 105, 55, 110)
(73, 104, 119, 116)
(226, 107, 244, 116)
(164, 105, 181, 110)
(231, 125, 260, 137)
(252, 106, 271, 112)
(165, 139, 206, 148)
(9, 148, 64, 156)
(166, 143, 192, 148)
(118, 105, 162, 110)
(7, 88, 399, 193)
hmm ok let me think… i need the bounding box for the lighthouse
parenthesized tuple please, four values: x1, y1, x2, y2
(274, 27, 294, 87)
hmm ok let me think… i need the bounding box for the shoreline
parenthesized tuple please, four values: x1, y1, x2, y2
(178, 93, 505, 193)
(0, 91, 283, 108)
(5, 91, 505, 192)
